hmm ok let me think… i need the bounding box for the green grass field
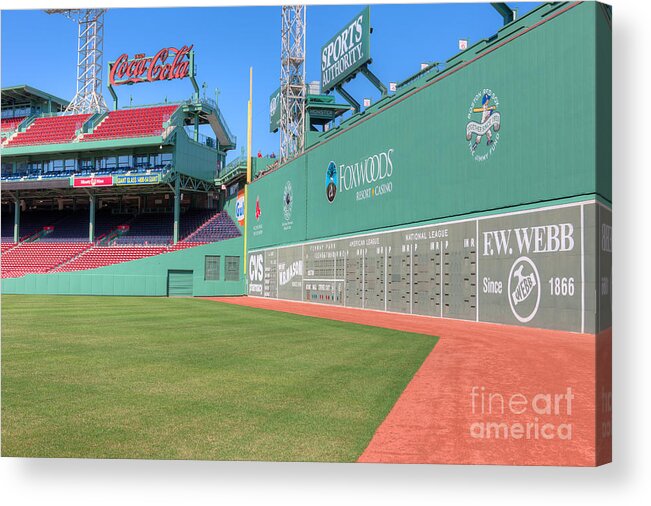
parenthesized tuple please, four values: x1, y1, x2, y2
(1, 295, 437, 462)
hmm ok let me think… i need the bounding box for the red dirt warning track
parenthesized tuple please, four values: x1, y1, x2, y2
(207, 296, 608, 466)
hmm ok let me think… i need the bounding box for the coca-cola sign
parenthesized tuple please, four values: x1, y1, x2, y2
(109, 45, 193, 86)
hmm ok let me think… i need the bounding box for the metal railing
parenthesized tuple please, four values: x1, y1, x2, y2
(396, 62, 442, 90)
(217, 156, 247, 181)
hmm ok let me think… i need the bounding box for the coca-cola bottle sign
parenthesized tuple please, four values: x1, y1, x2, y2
(109, 45, 193, 86)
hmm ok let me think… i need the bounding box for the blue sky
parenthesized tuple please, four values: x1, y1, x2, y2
(2, 2, 540, 162)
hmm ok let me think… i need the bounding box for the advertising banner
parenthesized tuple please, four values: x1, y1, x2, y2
(247, 156, 308, 248)
(72, 176, 113, 188)
(236, 190, 245, 226)
(115, 173, 161, 185)
(321, 6, 371, 93)
(109, 45, 193, 86)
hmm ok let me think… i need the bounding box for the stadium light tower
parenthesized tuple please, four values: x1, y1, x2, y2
(279, 5, 306, 164)
(45, 9, 109, 115)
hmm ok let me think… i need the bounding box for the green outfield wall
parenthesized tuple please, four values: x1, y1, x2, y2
(245, 2, 611, 333)
(247, 2, 611, 252)
(2, 238, 245, 296)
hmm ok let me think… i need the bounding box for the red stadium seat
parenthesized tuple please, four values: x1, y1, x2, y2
(0, 209, 239, 278)
(80, 105, 179, 142)
(4, 114, 92, 147)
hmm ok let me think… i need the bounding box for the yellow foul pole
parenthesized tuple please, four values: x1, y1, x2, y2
(244, 67, 252, 274)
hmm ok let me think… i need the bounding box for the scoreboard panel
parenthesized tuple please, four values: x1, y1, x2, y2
(248, 201, 607, 333)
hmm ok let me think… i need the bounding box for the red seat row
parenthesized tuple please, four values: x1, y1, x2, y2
(81, 105, 179, 142)
(5, 114, 92, 147)
(1, 242, 17, 253)
(52, 246, 169, 272)
(1, 242, 92, 274)
(0, 116, 26, 132)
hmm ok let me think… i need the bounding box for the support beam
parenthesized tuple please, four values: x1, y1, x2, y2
(194, 112, 199, 143)
(88, 193, 96, 242)
(360, 65, 387, 97)
(491, 3, 515, 25)
(173, 176, 181, 245)
(189, 50, 200, 96)
(13, 197, 21, 243)
(335, 84, 360, 114)
(108, 81, 118, 110)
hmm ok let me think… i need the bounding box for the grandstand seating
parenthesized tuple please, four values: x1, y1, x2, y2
(178, 209, 214, 239)
(183, 211, 241, 243)
(0, 209, 242, 278)
(37, 210, 133, 242)
(1, 242, 17, 254)
(1, 242, 92, 278)
(95, 211, 135, 240)
(81, 105, 179, 142)
(1, 210, 66, 242)
(52, 246, 168, 273)
(167, 242, 206, 251)
(111, 209, 229, 245)
(4, 114, 91, 147)
(1, 116, 27, 142)
(1, 218, 14, 243)
(112, 213, 173, 245)
(38, 211, 89, 242)
(1, 116, 26, 132)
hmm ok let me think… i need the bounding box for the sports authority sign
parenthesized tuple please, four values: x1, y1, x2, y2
(72, 176, 113, 188)
(321, 6, 371, 93)
(109, 45, 194, 86)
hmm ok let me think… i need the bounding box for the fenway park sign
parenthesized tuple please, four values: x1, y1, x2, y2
(109, 45, 193, 86)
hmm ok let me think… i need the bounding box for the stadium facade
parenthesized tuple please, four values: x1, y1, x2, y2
(1, 2, 611, 334)
(1, 76, 254, 295)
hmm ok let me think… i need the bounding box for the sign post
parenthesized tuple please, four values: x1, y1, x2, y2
(244, 67, 253, 275)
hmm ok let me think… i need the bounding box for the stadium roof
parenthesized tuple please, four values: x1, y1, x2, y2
(1, 84, 69, 109)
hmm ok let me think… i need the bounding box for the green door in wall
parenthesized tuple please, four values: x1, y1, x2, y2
(167, 270, 194, 297)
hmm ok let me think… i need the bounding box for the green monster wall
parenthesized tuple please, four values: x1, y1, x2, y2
(247, 2, 611, 251)
(2, 238, 245, 296)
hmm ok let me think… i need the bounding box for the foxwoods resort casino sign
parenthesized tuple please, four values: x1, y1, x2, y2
(325, 147, 395, 203)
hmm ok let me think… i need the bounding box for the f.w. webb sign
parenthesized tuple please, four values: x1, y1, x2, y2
(321, 6, 371, 93)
